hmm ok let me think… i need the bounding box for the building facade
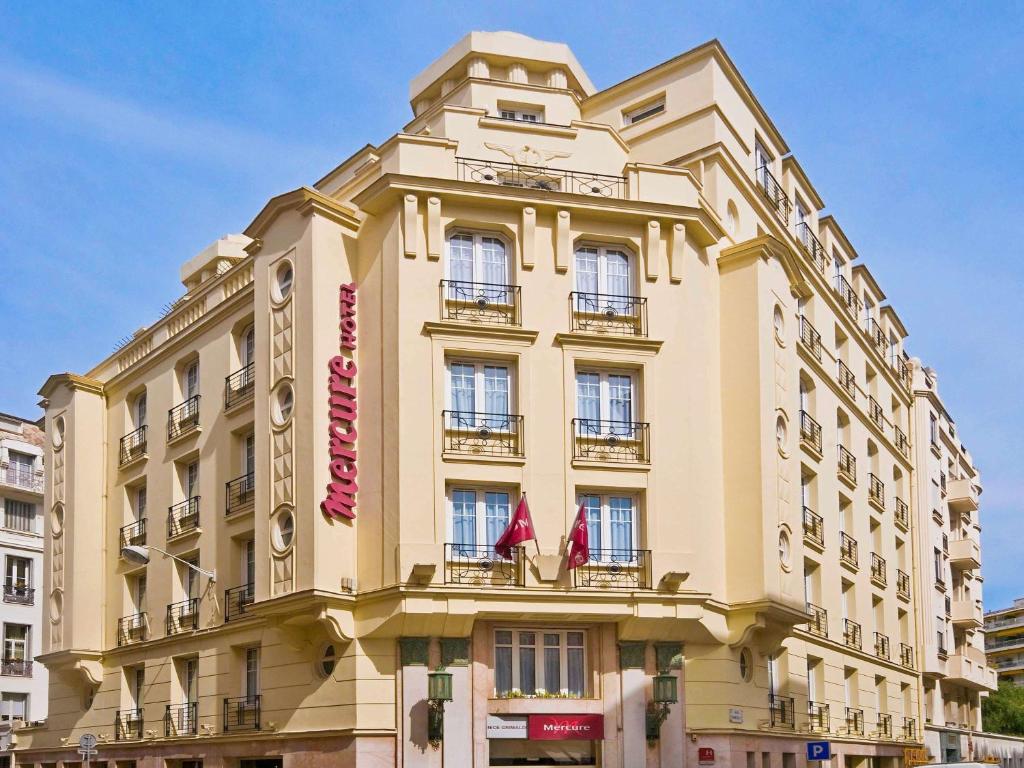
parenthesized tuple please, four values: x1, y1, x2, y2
(12, 31, 996, 768)
(985, 598, 1024, 687)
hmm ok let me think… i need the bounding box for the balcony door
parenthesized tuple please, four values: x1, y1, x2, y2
(5, 557, 30, 590)
(134, 392, 147, 428)
(576, 493, 636, 560)
(183, 657, 198, 704)
(450, 488, 511, 554)
(244, 647, 260, 704)
(3, 625, 28, 662)
(185, 361, 200, 400)
(241, 325, 255, 367)
(576, 370, 635, 433)
(574, 246, 635, 318)
(186, 462, 199, 500)
(243, 539, 255, 592)
(448, 361, 511, 430)
(130, 666, 145, 712)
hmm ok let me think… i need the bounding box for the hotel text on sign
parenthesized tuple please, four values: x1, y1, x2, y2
(527, 714, 604, 741)
(321, 282, 358, 520)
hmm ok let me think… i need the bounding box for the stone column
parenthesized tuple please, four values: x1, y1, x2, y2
(400, 636, 431, 768)
(441, 638, 472, 767)
(620, 641, 648, 768)
(655, 644, 685, 768)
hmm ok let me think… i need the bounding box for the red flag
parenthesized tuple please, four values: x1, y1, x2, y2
(494, 496, 536, 559)
(566, 503, 590, 570)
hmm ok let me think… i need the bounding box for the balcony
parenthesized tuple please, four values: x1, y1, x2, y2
(876, 712, 893, 739)
(868, 473, 885, 510)
(572, 548, 652, 590)
(837, 359, 857, 400)
(874, 632, 891, 661)
(224, 584, 254, 622)
(951, 598, 984, 629)
(896, 569, 911, 601)
(117, 612, 147, 646)
(168, 497, 201, 538)
(803, 507, 824, 550)
(165, 702, 197, 737)
(165, 598, 199, 635)
(445, 543, 524, 587)
(2, 583, 34, 605)
(948, 478, 980, 513)
(844, 618, 862, 650)
(226, 473, 255, 516)
(808, 701, 830, 733)
(900, 642, 915, 670)
(756, 165, 792, 223)
(572, 419, 650, 464)
(840, 532, 859, 570)
(799, 411, 822, 455)
(167, 395, 200, 441)
(894, 497, 909, 530)
(867, 396, 885, 430)
(456, 156, 627, 198)
(948, 538, 981, 570)
(442, 411, 524, 459)
(225, 363, 254, 410)
(838, 445, 857, 485)
(768, 694, 795, 729)
(223, 695, 260, 732)
(119, 426, 148, 466)
(440, 280, 522, 326)
(1, 658, 32, 677)
(119, 519, 147, 551)
(798, 316, 823, 361)
(902, 717, 917, 741)
(1, 463, 43, 493)
(845, 707, 864, 736)
(893, 357, 912, 391)
(865, 317, 889, 357)
(806, 603, 828, 638)
(569, 292, 648, 337)
(870, 553, 887, 588)
(834, 274, 861, 318)
(946, 648, 998, 690)
(894, 426, 910, 459)
(796, 222, 829, 275)
(115, 709, 144, 741)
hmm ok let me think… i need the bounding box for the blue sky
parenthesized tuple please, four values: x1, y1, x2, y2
(1, 2, 1021, 605)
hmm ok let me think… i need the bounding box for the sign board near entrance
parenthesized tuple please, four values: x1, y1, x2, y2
(487, 715, 528, 739)
(806, 741, 831, 761)
(527, 714, 604, 740)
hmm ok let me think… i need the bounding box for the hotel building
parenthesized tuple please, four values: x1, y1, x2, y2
(13, 31, 995, 768)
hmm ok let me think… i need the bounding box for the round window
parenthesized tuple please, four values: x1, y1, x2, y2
(272, 384, 294, 426)
(53, 416, 66, 448)
(739, 647, 753, 682)
(51, 504, 65, 537)
(319, 644, 338, 677)
(776, 414, 788, 453)
(773, 305, 785, 341)
(273, 261, 294, 302)
(272, 509, 295, 552)
(778, 529, 792, 571)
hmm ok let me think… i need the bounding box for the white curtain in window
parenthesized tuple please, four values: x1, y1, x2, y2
(576, 373, 600, 427)
(518, 632, 536, 695)
(449, 234, 474, 283)
(608, 374, 633, 424)
(567, 632, 585, 696)
(575, 248, 599, 294)
(481, 238, 506, 285)
(581, 495, 602, 552)
(484, 492, 510, 547)
(450, 364, 475, 415)
(543, 634, 561, 692)
(452, 490, 476, 549)
(605, 250, 630, 296)
(483, 366, 509, 420)
(609, 496, 634, 553)
(494, 631, 513, 695)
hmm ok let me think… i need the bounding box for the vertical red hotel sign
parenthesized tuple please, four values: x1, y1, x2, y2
(321, 282, 358, 520)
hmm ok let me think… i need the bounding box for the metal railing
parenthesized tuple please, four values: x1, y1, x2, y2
(569, 292, 648, 337)
(226, 473, 255, 516)
(117, 613, 147, 646)
(895, 425, 910, 458)
(808, 701, 830, 732)
(799, 316, 822, 360)
(224, 584, 254, 622)
(877, 712, 893, 738)
(165, 702, 197, 736)
(2, 464, 43, 492)
(866, 317, 888, 356)
(806, 603, 828, 638)
(895, 497, 909, 529)
(223, 695, 260, 732)
(803, 507, 824, 548)
(225, 363, 254, 410)
(874, 632, 891, 660)
(871, 552, 887, 586)
(440, 280, 521, 326)
(837, 360, 857, 400)
(572, 418, 650, 463)
(572, 548, 652, 590)
(868, 473, 885, 507)
(796, 222, 829, 275)
(844, 618, 862, 650)
(167, 395, 200, 440)
(1, 658, 32, 677)
(116, 709, 144, 741)
(445, 543, 523, 586)
(897, 570, 911, 600)
(456, 156, 627, 198)
(900, 642, 915, 669)
(2, 583, 34, 605)
(868, 396, 885, 429)
(119, 426, 148, 465)
(800, 411, 822, 453)
(757, 165, 792, 223)
(168, 497, 201, 538)
(442, 411, 524, 458)
(769, 694, 796, 729)
(165, 597, 199, 635)
(902, 717, 917, 741)
(845, 707, 864, 736)
(834, 274, 861, 316)
(840, 531, 859, 568)
(838, 445, 857, 484)
(119, 518, 147, 550)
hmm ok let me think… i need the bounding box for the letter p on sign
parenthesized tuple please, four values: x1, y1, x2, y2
(806, 741, 831, 761)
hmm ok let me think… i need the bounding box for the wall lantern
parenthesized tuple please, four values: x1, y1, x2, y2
(646, 673, 678, 743)
(427, 668, 453, 747)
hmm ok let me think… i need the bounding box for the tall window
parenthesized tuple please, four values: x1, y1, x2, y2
(448, 233, 509, 287)
(577, 493, 636, 555)
(754, 141, 773, 173)
(241, 325, 255, 367)
(3, 500, 35, 533)
(133, 574, 147, 614)
(3, 624, 28, 661)
(494, 629, 586, 697)
(5, 451, 34, 488)
(575, 245, 633, 299)
(929, 413, 939, 446)
(244, 647, 260, 702)
(130, 666, 145, 709)
(0, 693, 27, 722)
(5, 556, 30, 590)
(186, 461, 199, 499)
(450, 489, 511, 552)
(243, 539, 255, 589)
(183, 556, 200, 600)
(183, 657, 198, 704)
(576, 370, 635, 427)
(184, 361, 200, 400)
(448, 361, 511, 428)
(833, 252, 846, 281)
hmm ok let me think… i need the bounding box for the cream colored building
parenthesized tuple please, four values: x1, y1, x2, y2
(12, 31, 997, 768)
(986, 598, 1024, 687)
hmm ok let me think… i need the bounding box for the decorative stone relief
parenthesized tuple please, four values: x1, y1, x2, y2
(270, 258, 295, 593)
(426, 197, 441, 261)
(555, 210, 571, 273)
(645, 220, 661, 281)
(669, 223, 686, 283)
(441, 637, 470, 667)
(272, 551, 294, 596)
(272, 427, 294, 508)
(655, 643, 683, 672)
(618, 641, 646, 669)
(399, 637, 431, 666)
(271, 299, 293, 383)
(521, 207, 536, 269)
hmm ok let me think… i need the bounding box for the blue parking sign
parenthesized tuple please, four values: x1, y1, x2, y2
(806, 741, 831, 761)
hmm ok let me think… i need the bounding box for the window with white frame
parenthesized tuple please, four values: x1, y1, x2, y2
(447, 360, 512, 428)
(624, 99, 664, 125)
(134, 392, 147, 427)
(5, 556, 30, 590)
(575, 369, 636, 431)
(3, 624, 29, 661)
(134, 486, 147, 522)
(574, 245, 634, 299)
(184, 361, 200, 400)
(241, 325, 255, 367)
(3, 499, 35, 533)
(447, 232, 510, 290)
(494, 629, 586, 697)
(449, 488, 511, 553)
(244, 647, 260, 701)
(182, 657, 198, 704)
(755, 140, 773, 173)
(499, 107, 541, 123)
(0, 692, 27, 722)
(577, 493, 637, 556)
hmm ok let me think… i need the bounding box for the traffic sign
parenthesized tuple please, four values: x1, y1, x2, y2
(807, 741, 832, 761)
(79, 734, 97, 750)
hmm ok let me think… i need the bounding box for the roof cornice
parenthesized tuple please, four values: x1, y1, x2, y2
(244, 186, 362, 245)
(38, 373, 104, 399)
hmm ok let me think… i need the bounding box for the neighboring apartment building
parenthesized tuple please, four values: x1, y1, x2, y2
(0, 413, 47, 732)
(986, 598, 1024, 687)
(908, 368, 996, 762)
(12, 31, 993, 768)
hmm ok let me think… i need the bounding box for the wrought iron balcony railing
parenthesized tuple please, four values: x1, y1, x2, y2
(165, 702, 197, 736)
(900, 642, 914, 669)
(799, 316, 822, 361)
(165, 597, 199, 635)
(877, 712, 893, 738)
(796, 222, 829, 275)
(806, 602, 828, 638)
(226, 472, 255, 516)
(439, 280, 521, 326)
(119, 425, 148, 465)
(834, 274, 861, 317)
(868, 396, 885, 430)
(840, 531, 859, 569)
(117, 612, 147, 646)
(837, 359, 857, 400)
(769, 694, 796, 729)
(225, 363, 254, 410)
(844, 618, 862, 650)
(2, 583, 34, 605)
(167, 395, 200, 440)
(895, 497, 909, 529)
(442, 411, 524, 458)
(894, 425, 910, 458)
(572, 418, 650, 464)
(845, 707, 864, 736)
(874, 631, 891, 660)
(457, 156, 627, 198)
(803, 507, 824, 549)
(115, 708, 144, 741)
(868, 473, 885, 508)
(902, 717, 917, 741)
(1, 658, 32, 677)
(168, 497, 201, 538)
(568, 291, 648, 337)
(1, 464, 43, 492)
(757, 165, 792, 223)
(808, 701, 830, 732)
(572, 548, 652, 590)
(445, 543, 524, 587)
(223, 695, 260, 732)
(871, 553, 887, 587)
(838, 445, 857, 484)
(119, 518, 146, 550)
(800, 411, 822, 454)
(224, 583, 254, 622)
(897, 569, 911, 600)
(865, 317, 889, 356)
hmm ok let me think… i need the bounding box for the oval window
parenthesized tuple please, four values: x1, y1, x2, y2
(272, 509, 295, 552)
(53, 416, 66, 448)
(319, 644, 338, 677)
(272, 261, 294, 303)
(739, 647, 753, 682)
(272, 384, 294, 426)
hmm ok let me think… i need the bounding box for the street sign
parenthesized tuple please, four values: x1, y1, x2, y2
(807, 741, 832, 761)
(79, 734, 98, 750)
